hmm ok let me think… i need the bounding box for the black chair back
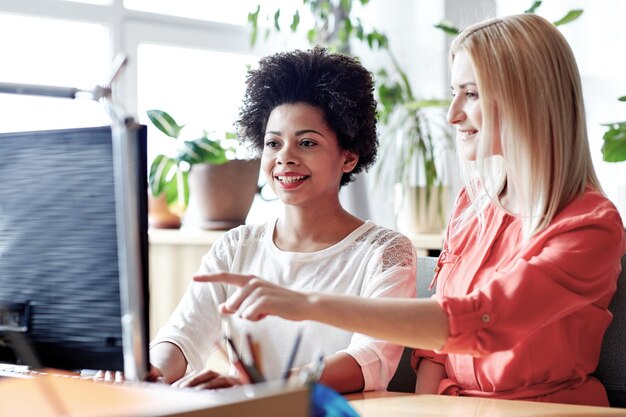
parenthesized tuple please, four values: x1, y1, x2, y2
(594, 251, 626, 407)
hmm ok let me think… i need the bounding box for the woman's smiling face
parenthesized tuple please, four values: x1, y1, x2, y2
(261, 102, 358, 207)
(447, 49, 502, 160)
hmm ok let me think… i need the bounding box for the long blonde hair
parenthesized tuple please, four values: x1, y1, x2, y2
(450, 13, 601, 240)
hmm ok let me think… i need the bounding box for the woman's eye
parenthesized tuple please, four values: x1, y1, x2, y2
(300, 140, 316, 147)
(466, 91, 479, 100)
(264, 139, 278, 148)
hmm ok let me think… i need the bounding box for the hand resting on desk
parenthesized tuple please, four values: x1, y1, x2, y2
(91, 365, 164, 383)
(92, 365, 241, 390)
(171, 367, 242, 389)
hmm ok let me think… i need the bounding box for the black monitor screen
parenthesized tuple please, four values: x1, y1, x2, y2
(0, 124, 148, 375)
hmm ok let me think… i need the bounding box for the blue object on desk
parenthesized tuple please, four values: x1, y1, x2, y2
(311, 384, 360, 417)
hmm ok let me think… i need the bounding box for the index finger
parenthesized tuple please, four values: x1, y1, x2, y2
(193, 272, 253, 287)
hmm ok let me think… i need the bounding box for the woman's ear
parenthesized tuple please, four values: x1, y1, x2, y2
(342, 150, 359, 173)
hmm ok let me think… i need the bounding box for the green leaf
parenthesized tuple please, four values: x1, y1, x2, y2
(377, 82, 403, 124)
(149, 154, 177, 196)
(290, 10, 300, 32)
(433, 21, 460, 35)
(366, 31, 387, 49)
(307, 28, 317, 44)
(524, 1, 541, 14)
(355, 20, 364, 41)
(602, 122, 626, 162)
(618, 96, 626, 102)
(248, 5, 260, 46)
(405, 99, 451, 111)
(553, 10, 583, 26)
(147, 110, 184, 139)
(273, 9, 281, 31)
(158, 169, 189, 209)
(178, 137, 229, 165)
(338, 28, 348, 44)
(338, 18, 353, 45)
(176, 170, 190, 208)
(250, 26, 258, 47)
(319, 1, 331, 18)
(340, 0, 352, 14)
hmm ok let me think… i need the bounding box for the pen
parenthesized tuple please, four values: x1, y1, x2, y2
(281, 329, 303, 381)
(225, 337, 265, 383)
(246, 332, 263, 375)
(214, 341, 251, 385)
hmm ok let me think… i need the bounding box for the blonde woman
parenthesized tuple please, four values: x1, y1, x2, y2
(197, 14, 625, 406)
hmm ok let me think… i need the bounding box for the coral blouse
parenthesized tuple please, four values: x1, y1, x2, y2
(420, 187, 625, 406)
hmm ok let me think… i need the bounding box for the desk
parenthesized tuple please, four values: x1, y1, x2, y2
(346, 391, 626, 417)
(0, 374, 308, 417)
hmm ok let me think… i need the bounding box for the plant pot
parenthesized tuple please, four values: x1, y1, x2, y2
(188, 159, 261, 230)
(394, 184, 448, 235)
(148, 192, 182, 229)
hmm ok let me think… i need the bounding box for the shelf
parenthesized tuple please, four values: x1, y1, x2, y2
(149, 227, 444, 251)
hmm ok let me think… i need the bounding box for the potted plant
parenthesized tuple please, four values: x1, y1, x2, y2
(602, 96, 626, 163)
(147, 109, 260, 229)
(248, 0, 453, 234)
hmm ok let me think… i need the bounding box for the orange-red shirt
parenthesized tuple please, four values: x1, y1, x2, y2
(424, 187, 625, 406)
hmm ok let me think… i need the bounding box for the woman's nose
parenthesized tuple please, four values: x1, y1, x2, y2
(276, 144, 297, 165)
(446, 98, 465, 125)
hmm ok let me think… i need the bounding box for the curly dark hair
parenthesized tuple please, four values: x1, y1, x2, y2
(237, 46, 378, 187)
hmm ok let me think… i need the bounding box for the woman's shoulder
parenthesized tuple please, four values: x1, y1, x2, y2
(542, 188, 625, 252)
(358, 221, 415, 249)
(555, 188, 623, 227)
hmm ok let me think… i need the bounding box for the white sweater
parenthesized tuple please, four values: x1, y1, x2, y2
(151, 220, 416, 391)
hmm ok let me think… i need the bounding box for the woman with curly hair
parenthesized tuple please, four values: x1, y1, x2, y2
(149, 47, 417, 393)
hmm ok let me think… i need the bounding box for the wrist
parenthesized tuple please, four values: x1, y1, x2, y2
(304, 291, 323, 321)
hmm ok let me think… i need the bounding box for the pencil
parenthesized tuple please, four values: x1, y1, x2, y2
(225, 337, 265, 383)
(246, 333, 263, 375)
(281, 329, 303, 381)
(214, 340, 251, 385)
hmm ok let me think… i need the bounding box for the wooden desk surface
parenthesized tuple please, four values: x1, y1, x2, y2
(346, 391, 626, 417)
(0, 375, 308, 417)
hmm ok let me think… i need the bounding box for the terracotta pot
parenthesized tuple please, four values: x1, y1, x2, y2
(148, 192, 181, 229)
(188, 159, 261, 230)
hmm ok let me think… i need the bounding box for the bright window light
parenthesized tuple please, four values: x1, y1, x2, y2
(136, 43, 257, 163)
(124, 0, 253, 25)
(124, 0, 312, 27)
(55, 0, 112, 5)
(0, 13, 112, 132)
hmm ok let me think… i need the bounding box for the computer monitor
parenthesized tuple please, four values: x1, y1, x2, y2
(0, 123, 149, 380)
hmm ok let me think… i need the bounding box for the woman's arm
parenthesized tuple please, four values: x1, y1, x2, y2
(318, 352, 364, 394)
(193, 273, 450, 351)
(149, 341, 188, 383)
(414, 359, 446, 394)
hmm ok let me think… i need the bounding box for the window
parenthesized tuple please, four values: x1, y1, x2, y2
(0, 0, 285, 223)
(0, 12, 111, 131)
(124, 0, 251, 25)
(136, 44, 256, 163)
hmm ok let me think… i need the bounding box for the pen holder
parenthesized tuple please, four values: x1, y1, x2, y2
(310, 383, 360, 417)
